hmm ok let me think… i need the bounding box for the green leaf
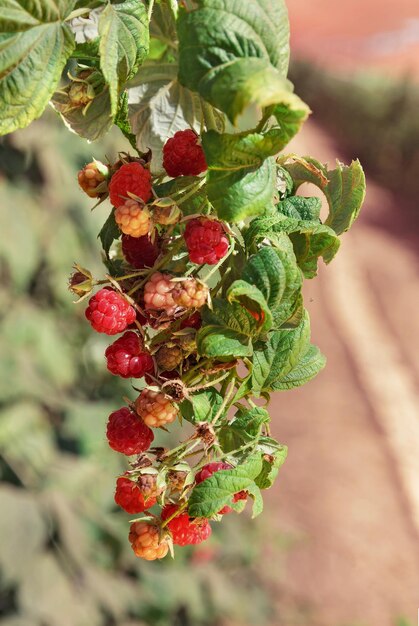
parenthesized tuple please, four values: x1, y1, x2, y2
(283, 157, 366, 235)
(181, 389, 223, 424)
(99, 0, 149, 115)
(197, 299, 258, 358)
(255, 447, 288, 489)
(98, 209, 120, 257)
(247, 483, 264, 518)
(128, 61, 223, 172)
(154, 176, 208, 215)
(272, 344, 326, 390)
(218, 407, 269, 453)
(226, 281, 273, 332)
(279, 196, 322, 221)
(178, 0, 290, 123)
(203, 129, 285, 222)
(150, 0, 178, 44)
(271, 97, 311, 146)
(251, 311, 312, 395)
(114, 91, 137, 150)
(188, 454, 263, 518)
(0, 1, 76, 135)
(51, 84, 114, 141)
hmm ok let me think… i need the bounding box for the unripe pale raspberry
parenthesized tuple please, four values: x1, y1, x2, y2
(105, 331, 154, 379)
(172, 279, 208, 309)
(184, 218, 229, 265)
(163, 130, 207, 177)
(114, 475, 157, 514)
(109, 162, 152, 207)
(155, 345, 183, 371)
(106, 407, 154, 455)
(122, 234, 159, 269)
(195, 462, 247, 514)
(85, 288, 136, 335)
(143, 272, 177, 315)
(162, 504, 212, 546)
(115, 199, 151, 238)
(137, 473, 160, 499)
(68, 80, 94, 108)
(78, 161, 108, 198)
(135, 389, 178, 428)
(167, 470, 188, 492)
(129, 522, 169, 560)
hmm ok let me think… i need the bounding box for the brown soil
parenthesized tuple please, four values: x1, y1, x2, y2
(262, 121, 419, 626)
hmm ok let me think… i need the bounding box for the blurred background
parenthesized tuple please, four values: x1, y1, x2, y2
(1, 1, 419, 625)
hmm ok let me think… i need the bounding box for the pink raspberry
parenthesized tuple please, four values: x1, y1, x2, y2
(143, 272, 177, 315)
(105, 331, 154, 379)
(114, 475, 157, 514)
(184, 218, 229, 265)
(106, 407, 154, 455)
(195, 462, 247, 514)
(162, 130, 207, 177)
(109, 162, 152, 207)
(122, 234, 159, 269)
(85, 288, 136, 335)
(135, 389, 178, 428)
(161, 504, 212, 546)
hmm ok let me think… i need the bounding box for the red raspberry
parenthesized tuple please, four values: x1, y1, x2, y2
(122, 234, 159, 269)
(109, 162, 152, 207)
(195, 462, 248, 514)
(129, 522, 169, 560)
(106, 407, 154, 455)
(114, 475, 157, 514)
(85, 288, 136, 335)
(184, 218, 229, 265)
(135, 389, 178, 428)
(78, 161, 108, 198)
(115, 199, 151, 238)
(143, 272, 177, 315)
(105, 331, 154, 379)
(162, 130, 207, 177)
(180, 312, 202, 330)
(162, 504, 211, 546)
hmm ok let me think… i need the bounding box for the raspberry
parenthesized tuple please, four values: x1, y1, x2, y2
(162, 504, 211, 546)
(109, 162, 152, 207)
(152, 201, 181, 225)
(122, 234, 159, 269)
(184, 218, 229, 265)
(155, 345, 183, 371)
(68, 80, 94, 108)
(180, 312, 202, 330)
(85, 288, 136, 335)
(115, 200, 151, 238)
(195, 462, 248, 514)
(68, 267, 93, 297)
(172, 278, 208, 309)
(114, 475, 157, 514)
(78, 161, 108, 198)
(143, 272, 177, 315)
(106, 407, 154, 455)
(135, 389, 178, 428)
(167, 470, 188, 492)
(163, 130, 207, 177)
(105, 331, 154, 379)
(137, 473, 159, 499)
(129, 522, 169, 560)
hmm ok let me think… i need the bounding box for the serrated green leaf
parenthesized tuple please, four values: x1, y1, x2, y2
(279, 196, 322, 221)
(197, 299, 258, 358)
(99, 0, 149, 115)
(0, 1, 76, 135)
(98, 208, 120, 257)
(114, 90, 137, 150)
(255, 447, 288, 489)
(178, 0, 290, 123)
(247, 483, 264, 518)
(272, 344, 326, 390)
(181, 389, 223, 424)
(271, 97, 311, 146)
(218, 407, 269, 453)
(226, 280, 272, 332)
(283, 157, 366, 235)
(188, 454, 263, 518)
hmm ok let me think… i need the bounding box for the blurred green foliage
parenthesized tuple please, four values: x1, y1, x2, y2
(0, 113, 272, 626)
(291, 62, 419, 199)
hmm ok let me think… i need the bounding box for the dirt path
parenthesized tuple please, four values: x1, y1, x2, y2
(263, 121, 419, 626)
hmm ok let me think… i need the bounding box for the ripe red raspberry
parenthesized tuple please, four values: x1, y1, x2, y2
(135, 389, 178, 428)
(114, 475, 157, 514)
(122, 234, 159, 269)
(105, 331, 154, 379)
(106, 407, 154, 455)
(155, 345, 183, 371)
(143, 272, 177, 315)
(109, 162, 152, 207)
(162, 130, 207, 177)
(162, 504, 211, 546)
(115, 199, 151, 238)
(129, 522, 169, 560)
(78, 161, 108, 198)
(195, 462, 248, 514)
(172, 278, 208, 309)
(184, 218, 229, 265)
(85, 288, 136, 335)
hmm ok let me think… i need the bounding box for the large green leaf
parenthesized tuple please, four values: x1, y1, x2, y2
(99, 0, 149, 115)
(272, 344, 326, 390)
(178, 0, 290, 123)
(218, 407, 269, 453)
(283, 157, 366, 235)
(0, 0, 76, 135)
(181, 389, 224, 424)
(255, 446, 288, 489)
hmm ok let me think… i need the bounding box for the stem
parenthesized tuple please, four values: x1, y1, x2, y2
(147, 0, 155, 21)
(211, 372, 236, 425)
(188, 371, 231, 392)
(177, 178, 206, 207)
